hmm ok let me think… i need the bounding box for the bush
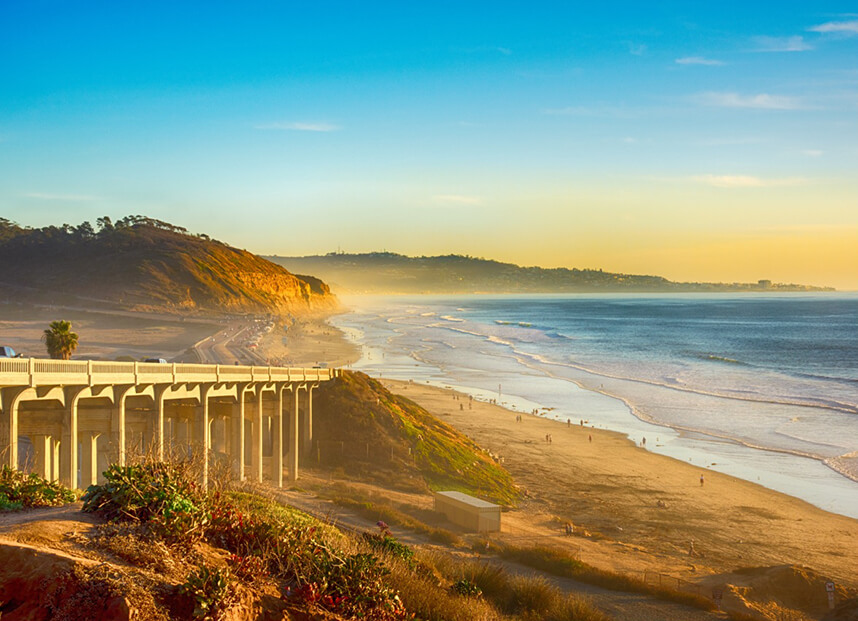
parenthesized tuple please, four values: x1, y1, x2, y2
(362, 532, 416, 568)
(451, 578, 483, 597)
(0, 466, 75, 511)
(179, 565, 235, 620)
(81, 462, 208, 545)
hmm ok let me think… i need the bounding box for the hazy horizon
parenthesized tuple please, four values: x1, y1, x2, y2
(2, 2, 856, 289)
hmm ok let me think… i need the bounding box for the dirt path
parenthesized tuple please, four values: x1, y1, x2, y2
(274, 488, 727, 621)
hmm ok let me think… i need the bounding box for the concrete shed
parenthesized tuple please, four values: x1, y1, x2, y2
(434, 491, 501, 533)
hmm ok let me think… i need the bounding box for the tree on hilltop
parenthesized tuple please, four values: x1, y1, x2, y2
(42, 320, 79, 360)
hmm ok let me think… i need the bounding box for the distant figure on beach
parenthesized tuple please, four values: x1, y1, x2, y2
(688, 540, 695, 556)
(641, 437, 646, 447)
(580, 419, 583, 427)
(567, 418, 571, 426)
(588, 434, 592, 443)
(699, 474, 705, 487)
(460, 403, 464, 410)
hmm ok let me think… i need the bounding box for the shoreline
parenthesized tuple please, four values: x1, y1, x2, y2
(329, 302, 858, 519)
(379, 378, 858, 588)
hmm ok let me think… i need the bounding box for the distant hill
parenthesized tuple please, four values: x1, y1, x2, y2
(267, 252, 834, 294)
(0, 216, 338, 316)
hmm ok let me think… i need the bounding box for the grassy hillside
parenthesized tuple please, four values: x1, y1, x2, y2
(313, 371, 518, 505)
(0, 215, 338, 317)
(268, 251, 834, 293)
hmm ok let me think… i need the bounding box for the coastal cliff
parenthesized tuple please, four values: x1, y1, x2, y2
(0, 216, 338, 317)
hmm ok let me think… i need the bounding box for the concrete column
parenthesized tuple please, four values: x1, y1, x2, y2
(197, 385, 211, 489)
(111, 386, 131, 466)
(175, 414, 189, 456)
(212, 414, 228, 454)
(153, 386, 168, 461)
(2, 387, 28, 470)
(271, 386, 284, 487)
(302, 386, 315, 458)
(252, 388, 263, 483)
(32, 434, 52, 480)
(231, 390, 246, 480)
(51, 439, 61, 482)
(80, 432, 101, 489)
(289, 387, 300, 482)
(63, 387, 83, 489)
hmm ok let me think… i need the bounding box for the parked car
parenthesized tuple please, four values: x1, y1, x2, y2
(143, 357, 168, 363)
(0, 346, 23, 358)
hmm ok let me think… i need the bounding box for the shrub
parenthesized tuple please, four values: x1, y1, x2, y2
(0, 466, 75, 510)
(179, 565, 235, 620)
(81, 462, 208, 545)
(451, 579, 483, 598)
(362, 533, 416, 568)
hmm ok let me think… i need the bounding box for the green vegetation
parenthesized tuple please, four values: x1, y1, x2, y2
(0, 465, 76, 511)
(179, 565, 236, 620)
(76, 458, 607, 620)
(42, 319, 80, 360)
(314, 371, 518, 505)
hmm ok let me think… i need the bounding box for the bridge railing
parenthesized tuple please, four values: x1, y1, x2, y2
(0, 358, 338, 388)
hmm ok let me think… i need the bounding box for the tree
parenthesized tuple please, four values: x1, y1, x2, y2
(42, 320, 79, 360)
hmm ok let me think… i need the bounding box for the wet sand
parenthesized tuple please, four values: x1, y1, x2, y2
(382, 379, 858, 589)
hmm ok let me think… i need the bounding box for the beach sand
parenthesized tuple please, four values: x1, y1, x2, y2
(382, 379, 858, 589)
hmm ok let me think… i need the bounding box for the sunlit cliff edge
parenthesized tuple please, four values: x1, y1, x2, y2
(0, 216, 339, 317)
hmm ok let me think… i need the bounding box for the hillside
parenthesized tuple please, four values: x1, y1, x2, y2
(267, 252, 834, 294)
(313, 371, 518, 505)
(0, 216, 338, 317)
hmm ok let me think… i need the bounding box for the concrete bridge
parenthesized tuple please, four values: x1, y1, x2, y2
(0, 358, 339, 490)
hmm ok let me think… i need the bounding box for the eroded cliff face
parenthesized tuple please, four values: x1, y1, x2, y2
(0, 221, 339, 318)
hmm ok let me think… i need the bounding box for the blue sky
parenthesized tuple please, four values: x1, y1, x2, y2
(1, 2, 856, 287)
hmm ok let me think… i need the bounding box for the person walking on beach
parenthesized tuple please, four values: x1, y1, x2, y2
(588, 434, 592, 443)
(699, 474, 705, 487)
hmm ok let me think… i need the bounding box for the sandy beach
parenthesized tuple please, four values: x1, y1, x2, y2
(381, 379, 858, 590)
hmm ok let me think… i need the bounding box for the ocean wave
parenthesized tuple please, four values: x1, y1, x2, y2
(440, 315, 465, 322)
(430, 322, 858, 416)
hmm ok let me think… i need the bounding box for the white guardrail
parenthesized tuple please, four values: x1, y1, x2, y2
(0, 358, 338, 387)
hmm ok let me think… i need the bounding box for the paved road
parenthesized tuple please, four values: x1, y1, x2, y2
(274, 490, 728, 621)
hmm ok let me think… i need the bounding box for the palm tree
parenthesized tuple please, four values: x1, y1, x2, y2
(42, 320, 79, 360)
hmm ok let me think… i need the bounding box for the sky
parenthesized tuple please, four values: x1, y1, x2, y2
(1, 2, 857, 289)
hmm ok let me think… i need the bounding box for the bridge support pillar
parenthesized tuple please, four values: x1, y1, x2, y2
(289, 387, 300, 482)
(302, 386, 314, 458)
(1, 387, 28, 470)
(153, 386, 168, 461)
(32, 434, 53, 480)
(252, 389, 263, 483)
(62, 387, 84, 489)
(231, 390, 247, 481)
(51, 438, 61, 482)
(271, 387, 284, 487)
(81, 432, 101, 489)
(111, 386, 132, 467)
(197, 385, 211, 489)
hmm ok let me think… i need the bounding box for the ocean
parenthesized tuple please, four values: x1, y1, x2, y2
(332, 293, 858, 519)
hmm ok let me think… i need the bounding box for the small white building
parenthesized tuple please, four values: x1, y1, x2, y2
(434, 490, 501, 533)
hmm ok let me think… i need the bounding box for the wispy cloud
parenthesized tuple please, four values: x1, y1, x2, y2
(675, 56, 724, 66)
(808, 20, 858, 35)
(692, 91, 803, 110)
(254, 122, 340, 132)
(802, 149, 824, 157)
(629, 43, 647, 56)
(692, 175, 806, 188)
(22, 192, 100, 201)
(751, 35, 812, 52)
(433, 194, 483, 206)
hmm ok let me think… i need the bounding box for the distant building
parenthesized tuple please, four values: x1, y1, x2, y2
(758, 279, 772, 288)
